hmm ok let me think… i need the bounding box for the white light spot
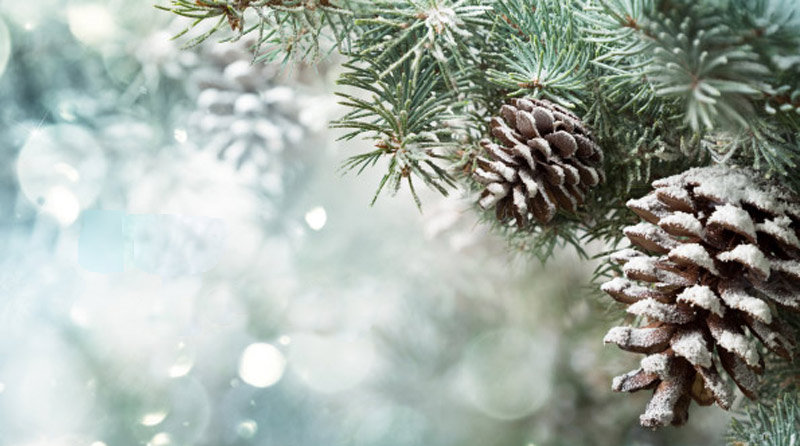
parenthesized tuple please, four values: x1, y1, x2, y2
(304, 206, 327, 231)
(67, 4, 116, 47)
(290, 333, 375, 393)
(42, 186, 81, 226)
(457, 329, 556, 420)
(69, 305, 89, 327)
(141, 410, 168, 426)
(0, 382, 5, 393)
(53, 162, 80, 182)
(173, 128, 188, 144)
(278, 335, 291, 346)
(24, 22, 34, 31)
(236, 419, 258, 438)
(238, 343, 286, 388)
(168, 355, 194, 378)
(91, 442, 108, 446)
(16, 124, 107, 218)
(148, 432, 172, 446)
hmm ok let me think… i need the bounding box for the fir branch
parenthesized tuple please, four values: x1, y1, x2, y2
(157, 0, 361, 62)
(332, 53, 461, 207)
(352, 0, 493, 89)
(727, 392, 800, 446)
(488, 0, 592, 108)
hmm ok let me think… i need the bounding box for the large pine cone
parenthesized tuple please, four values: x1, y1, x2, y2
(474, 98, 604, 225)
(603, 165, 800, 428)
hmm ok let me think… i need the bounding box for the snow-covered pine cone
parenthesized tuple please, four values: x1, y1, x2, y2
(474, 98, 604, 226)
(603, 165, 800, 428)
(189, 40, 307, 187)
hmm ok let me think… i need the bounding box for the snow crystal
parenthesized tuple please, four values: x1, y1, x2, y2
(627, 194, 669, 223)
(512, 186, 527, 213)
(486, 138, 517, 164)
(707, 204, 756, 241)
(658, 212, 703, 237)
(757, 217, 800, 250)
(473, 167, 502, 184)
(756, 282, 800, 310)
(479, 193, 500, 209)
(518, 170, 539, 197)
(627, 298, 694, 324)
(514, 110, 539, 139)
(486, 182, 509, 198)
(714, 329, 760, 367)
(641, 353, 670, 376)
(624, 222, 679, 252)
(772, 259, 800, 279)
(748, 318, 791, 355)
(640, 378, 684, 427)
(612, 368, 654, 392)
(490, 160, 518, 182)
(656, 186, 693, 210)
(511, 144, 536, 171)
(603, 326, 630, 345)
(671, 330, 712, 368)
(610, 248, 645, 265)
(668, 243, 719, 274)
(527, 138, 553, 158)
(604, 326, 672, 349)
(676, 285, 725, 317)
(601, 277, 632, 294)
(653, 165, 798, 218)
(623, 256, 658, 278)
(696, 367, 732, 409)
(717, 244, 770, 279)
(719, 286, 772, 324)
(726, 353, 759, 396)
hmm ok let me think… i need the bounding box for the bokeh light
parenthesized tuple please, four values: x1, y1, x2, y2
(457, 328, 556, 420)
(67, 3, 117, 47)
(16, 124, 107, 225)
(238, 343, 287, 388)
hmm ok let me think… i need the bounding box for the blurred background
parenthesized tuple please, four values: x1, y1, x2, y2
(0, 1, 733, 445)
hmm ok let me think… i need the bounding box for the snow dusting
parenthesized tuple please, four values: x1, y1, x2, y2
(623, 256, 658, 278)
(771, 259, 800, 279)
(714, 330, 760, 367)
(641, 353, 670, 376)
(757, 216, 800, 250)
(676, 285, 725, 317)
(670, 330, 712, 368)
(717, 244, 770, 280)
(668, 243, 719, 274)
(627, 298, 694, 324)
(658, 212, 703, 238)
(719, 286, 772, 323)
(707, 204, 756, 241)
(610, 248, 645, 265)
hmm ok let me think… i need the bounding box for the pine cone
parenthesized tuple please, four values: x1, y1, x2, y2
(603, 165, 800, 428)
(474, 98, 604, 225)
(189, 40, 307, 184)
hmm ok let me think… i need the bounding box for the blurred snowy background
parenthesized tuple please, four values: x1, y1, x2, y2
(0, 1, 732, 445)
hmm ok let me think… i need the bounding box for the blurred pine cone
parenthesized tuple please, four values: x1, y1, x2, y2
(189, 40, 310, 195)
(603, 165, 800, 428)
(474, 98, 604, 226)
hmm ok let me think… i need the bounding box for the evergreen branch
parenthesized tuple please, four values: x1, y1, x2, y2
(158, 0, 362, 62)
(727, 392, 800, 446)
(332, 53, 461, 207)
(488, 0, 591, 108)
(351, 0, 493, 89)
